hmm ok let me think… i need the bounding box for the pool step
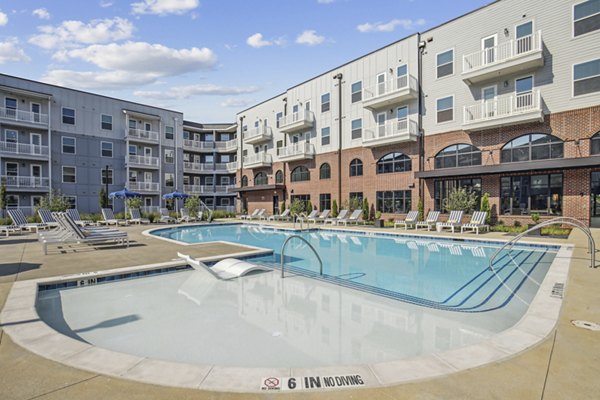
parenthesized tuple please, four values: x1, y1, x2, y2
(178, 253, 271, 280)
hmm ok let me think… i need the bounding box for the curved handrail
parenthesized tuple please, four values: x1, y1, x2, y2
(280, 235, 323, 278)
(293, 212, 308, 230)
(489, 217, 596, 271)
(198, 199, 213, 223)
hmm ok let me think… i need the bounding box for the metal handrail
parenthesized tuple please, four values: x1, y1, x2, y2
(198, 198, 213, 223)
(280, 235, 323, 278)
(293, 212, 307, 230)
(489, 217, 596, 271)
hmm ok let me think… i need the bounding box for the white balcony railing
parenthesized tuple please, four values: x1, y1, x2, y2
(214, 205, 235, 213)
(1, 175, 49, 189)
(243, 153, 272, 167)
(363, 119, 418, 145)
(0, 107, 48, 125)
(0, 141, 49, 156)
(277, 110, 314, 131)
(463, 90, 542, 125)
(128, 181, 160, 192)
(127, 155, 160, 167)
(225, 161, 239, 172)
(243, 126, 272, 143)
(126, 128, 160, 142)
(278, 142, 315, 159)
(183, 139, 214, 151)
(362, 75, 417, 102)
(215, 139, 238, 151)
(183, 162, 212, 172)
(215, 184, 235, 193)
(463, 31, 542, 73)
(184, 185, 212, 194)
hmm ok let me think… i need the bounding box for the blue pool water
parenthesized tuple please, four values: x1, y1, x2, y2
(152, 223, 558, 313)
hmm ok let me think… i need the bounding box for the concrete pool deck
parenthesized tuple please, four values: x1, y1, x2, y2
(1, 220, 599, 399)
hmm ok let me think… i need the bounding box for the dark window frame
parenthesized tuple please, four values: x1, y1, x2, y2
(319, 163, 331, 179)
(275, 169, 284, 184)
(591, 131, 600, 155)
(241, 175, 248, 187)
(376, 190, 412, 214)
(254, 171, 268, 186)
(500, 133, 564, 163)
(434, 143, 482, 169)
(291, 166, 310, 182)
(319, 193, 331, 211)
(349, 158, 363, 177)
(500, 173, 563, 216)
(377, 152, 411, 174)
(434, 178, 482, 213)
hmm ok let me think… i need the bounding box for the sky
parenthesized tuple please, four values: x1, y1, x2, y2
(0, 0, 491, 123)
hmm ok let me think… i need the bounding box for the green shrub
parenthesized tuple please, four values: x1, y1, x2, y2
(531, 213, 540, 224)
(37, 190, 71, 212)
(81, 213, 103, 222)
(362, 198, 370, 221)
(480, 193, 491, 224)
(184, 196, 201, 216)
(417, 197, 424, 221)
(126, 197, 143, 210)
(212, 210, 235, 219)
(443, 187, 478, 213)
(375, 210, 382, 220)
(514, 220, 521, 227)
(146, 212, 160, 223)
(99, 187, 109, 209)
(306, 200, 313, 213)
(290, 199, 306, 216)
(0, 217, 11, 225)
(332, 199, 338, 217)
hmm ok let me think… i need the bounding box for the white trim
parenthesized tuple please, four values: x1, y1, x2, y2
(4, 96, 17, 110)
(101, 114, 113, 131)
(61, 107, 76, 125)
(30, 164, 42, 178)
(30, 102, 41, 116)
(435, 47, 455, 79)
(320, 92, 331, 113)
(573, 0, 600, 39)
(435, 94, 455, 124)
(61, 165, 77, 184)
(481, 84, 497, 100)
(100, 141, 113, 158)
(30, 195, 43, 209)
(144, 146, 152, 157)
(515, 19, 534, 40)
(5, 161, 18, 177)
(481, 33, 498, 66)
(61, 136, 76, 155)
(572, 57, 600, 97)
(515, 74, 535, 95)
(63, 195, 77, 209)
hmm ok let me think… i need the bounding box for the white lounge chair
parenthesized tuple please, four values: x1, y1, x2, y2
(37, 208, 59, 228)
(268, 209, 291, 221)
(415, 211, 440, 231)
(460, 211, 489, 234)
(8, 209, 47, 232)
(0, 225, 19, 237)
(179, 208, 197, 223)
(309, 209, 330, 223)
(436, 210, 464, 233)
(248, 209, 265, 220)
(240, 209, 261, 220)
(324, 209, 348, 225)
(159, 208, 177, 224)
(66, 208, 95, 226)
(297, 210, 319, 224)
(101, 208, 128, 226)
(337, 209, 363, 226)
(394, 210, 419, 229)
(129, 208, 150, 224)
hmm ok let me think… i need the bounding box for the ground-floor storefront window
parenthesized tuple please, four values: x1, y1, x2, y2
(376, 190, 411, 214)
(434, 178, 481, 212)
(500, 174, 562, 215)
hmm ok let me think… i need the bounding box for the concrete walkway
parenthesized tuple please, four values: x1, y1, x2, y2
(0, 221, 599, 399)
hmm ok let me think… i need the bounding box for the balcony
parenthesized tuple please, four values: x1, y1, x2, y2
(277, 143, 315, 162)
(215, 184, 236, 194)
(362, 119, 418, 148)
(214, 162, 238, 173)
(126, 128, 160, 143)
(215, 139, 238, 152)
(183, 162, 213, 173)
(226, 161, 239, 172)
(1, 176, 49, 191)
(462, 31, 544, 85)
(278, 110, 314, 134)
(362, 75, 418, 110)
(127, 155, 160, 168)
(0, 141, 49, 159)
(184, 184, 236, 195)
(0, 107, 48, 128)
(183, 139, 214, 152)
(244, 126, 272, 144)
(462, 90, 544, 132)
(128, 181, 160, 192)
(243, 153, 272, 169)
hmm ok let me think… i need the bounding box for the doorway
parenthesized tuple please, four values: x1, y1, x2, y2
(591, 172, 600, 227)
(273, 195, 279, 215)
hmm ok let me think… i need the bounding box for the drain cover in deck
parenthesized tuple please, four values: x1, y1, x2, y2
(571, 320, 600, 331)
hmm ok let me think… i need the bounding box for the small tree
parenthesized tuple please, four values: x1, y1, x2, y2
(38, 190, 70, 212)
(184, 196, 201, 216)
(289, 199, 306, 217)
(306, 200, 314, 213)
(0, 183, 6, 217)
(443, 187, 478, 213)
(480, 193, 491, 224)
(127, 197, 143, 211)
(347, 197, 361, 211)
(417, 197, 424, 221)
(370, 204, 376, 220)
(280, 201, 286, 212)
(332, 199, 338, 217)
(362, 198, 370, 221)
(99, 187, 108, 209)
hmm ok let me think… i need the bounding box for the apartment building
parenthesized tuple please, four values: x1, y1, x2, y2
(235, 0, 600, 226)
(0, 74, 237, 215)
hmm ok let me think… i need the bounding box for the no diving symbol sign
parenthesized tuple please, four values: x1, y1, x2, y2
(261, 377, 281, 391)
(261, 374, 364, 391)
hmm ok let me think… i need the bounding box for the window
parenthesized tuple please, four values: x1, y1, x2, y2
(101, 141, 113, 158)
(592, 132, 600, 154)
(165, 126, 174, 140)
(276, 140, 283, 155)
(165, 173, 174, 187)
(254, 172, 268, 185)
(101, 169, 113, 185)
(437, 96, 454, 123)
(351, 81, 362, 103)
(434, 178, 482, 212)
(321, 127, 330, 146)
(5, 98, 16, 117)
(516, 21, 534, 54)
(377, 191, 411, 214)
(574, 59, 600, 96)
(319, 193, 331, 211)
(501, 133, 563, 163)
(435, 144, 481, 169)
(321, 93, 330, 113)
(377, 152, 411, 174)
(164, 149, 174, 164)
(64, 196, 77, 209)
(351, 118, 362, 140)
(6, 162, 17, 176)
(349, 192, 363, 203)
(290, 194, 310, 210)
(275, 170, 284, 184)
(291, 166, 310, 182)
(574, 0, 600, 37)
(397, 64, 408, 88)
(501, 174, 563, 215)
(6, 194, 18, 208)
(62, 166, 76, 183)
(241, 175, 248, 187)
(5, 129, 17, 142)
(62, 137, 76, 154)
(276, 112, 283, 128)
(205, 176, 214, 185)
(128, 144, 137, 155)
(436, 49, 454, 78)
(319, 163, 331, 179)
(349, 159, 363, 177)
(62, 107, 75, 125)
(101, 114, 113, 130)
(129, 171, 137, 182)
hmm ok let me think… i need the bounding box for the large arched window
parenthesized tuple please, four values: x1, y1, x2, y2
(591, 132, 600, 155)
(320, 163, 331, 179)
(349, 159, 363, 177)
(254, 172, 268, 186)
(377, 152, 411, 174)
(435, 144, 481, 169)
(275, 170, 284, 184)
(291, 166, 310, 182)
(241, 175, 248, 187)
(501, 133, 563, 163)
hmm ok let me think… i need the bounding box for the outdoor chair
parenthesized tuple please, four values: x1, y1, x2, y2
(267, 209, 291, 221)
(66, 208, 95, 226)
(159, 208, 177, 224)
(394, 211, 419, 230)
(337, 209, 363, 226)
(415, 211, 440, 231)
(324, 209, 349, 225)
(129, 208, 150, 224)
(460, 211, 489, 234)
(436, 210, 464, 233)
(309, 209, 330, 223)
(7, 209, 47, 232)
(37, 208, 59, 228)
(101, 208, 129, 226)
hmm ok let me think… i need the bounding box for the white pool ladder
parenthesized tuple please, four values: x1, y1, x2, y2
(280, 235, 323, 278)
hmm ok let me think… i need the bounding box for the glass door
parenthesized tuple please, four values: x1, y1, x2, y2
(482, 86, 497, 118)
(482, 34, 496, 65)
(30, 133, 42, 155)
(592, 172, 600, 227)
(376, 73, 386, 96)
(516, 21, 533, 54)
(377, 112, 386, 138)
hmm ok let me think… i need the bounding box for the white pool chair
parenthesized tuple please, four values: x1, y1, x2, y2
(337, 209, 363, 226)
(324, 209, 348, 225)
(415, 211, 440, 231)
(268, 209, 291, 221)
(240, 209, 260, 220)
(159, 208, 177, 224)
(0, 225, 19, 237)
(460, 211, 489, 234)
(129, 208, 150, 224)
(297, 210, 319, 224)
(394, 211, 419, 230)
(436, 210, 464, 233)
(37, 208, 59, 228)
(101, 208, 128, 226)
(310, 209, 330, 223)
(8, 209, 47, 232)
(179, 208, 197, 223)
(66, 208, 95, 227)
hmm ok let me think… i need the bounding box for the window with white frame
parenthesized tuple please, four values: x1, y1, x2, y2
(206, 176, 214, 185)
(351, 118, 362, 139)
(165, 126, 174, 140)
(129, 171, 137, 182)
(221, 176, 230, 185)
(164, 149, 174, 164)
(574, 0, 600, 37)
(64, 196, 77, 209)
(436, 49, 454, 78)
(321, 93, 330, 113)
(62, 107, 75, 125)
(5, 98, 16, 117)
(6, 194, 18, 208)
(101, 114, 113, 130)
(276, 112, 283, 128)
(436, 96, 454, 123)
(62, 137, 76, 154)
(128, 144, 137, 155)
(6, 162, 18, 176)
(221, 198, 230, 206)
(321, 126, 330, 146)
(62, 166, 76, 183)
(351, 82, 362, 103)
(101, 169, 113, 185)
(574, 59, 600, 96)
(101, 141, 113, 157)
(5, 129, 17, 143)
(165, 173, 174, 187)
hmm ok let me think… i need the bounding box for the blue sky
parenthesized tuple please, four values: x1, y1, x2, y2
(0, 0, 491, 122)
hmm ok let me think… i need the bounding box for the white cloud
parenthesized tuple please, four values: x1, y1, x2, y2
(0, 11, 8, 26)
(100, 1, 114, 7)
(29, 17, 134, 49)
(0, 37, 31, 64)
(42, 69, 159, 89)
(246, 33, 285, 48)
(357, 18, 425, 33)
(134, 84, 259, 100)
(32, 8, 50, 20)
(296, 30, 325, 46)
(220, 98, 255, 108)
(57, 41, 217, 75)
(131, 0, 199, 15)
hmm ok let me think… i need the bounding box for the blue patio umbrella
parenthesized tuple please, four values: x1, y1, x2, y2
(108, 188, 141, 215)
(163, 191, 190, 212)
